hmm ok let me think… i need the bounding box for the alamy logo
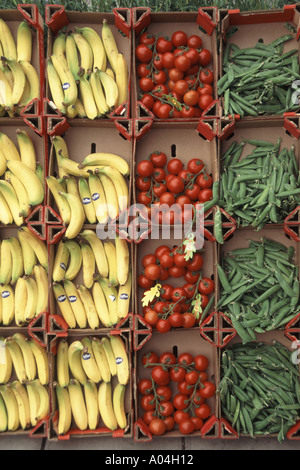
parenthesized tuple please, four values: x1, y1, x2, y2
(291, 340, 300, 365)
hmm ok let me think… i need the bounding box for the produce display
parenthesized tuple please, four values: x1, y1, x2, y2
(219, 33, 300, 116)
(218, 341, 300, 442)
(0, 334, 50, 431)
(47, 20, 128, 119)
(136, 30, 215, 118)
(139, 350, 215, 436)
(0, 130, 44, 225)
(0, 228, 48, 326)
(54, 335, 129, 434)
(0, 19, 40, 117)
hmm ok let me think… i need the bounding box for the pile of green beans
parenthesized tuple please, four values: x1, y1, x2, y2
(218, 341, 300, 442)
(219, 137, 300, 230)
(217, 237, 300, 341)
(218, 34, 300, 116)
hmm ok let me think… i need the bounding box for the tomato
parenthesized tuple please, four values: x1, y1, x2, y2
(152, 167, 166, 183)
(193, 390, 205, 406)
(174, 410, 190, 424)
(167, 158, 184, 176)
(142, 254, 157, 268)
(152, 84, 169, 98)
(184, 48, 199, 65)
(145, 309, 159, 327)
(169, 312, 184, 328)
(185, 370, 199, 385)
(138, 378, 153, 395)
(166, 176, 185, 194)
(178, 380, 192, 395)
(183, 283, 196, 299)
(199, 381, 216, 399)
(187, 35, 202, 49)
(174, 79, 189, 96)
(171, 31, 188, 47)
(184, 270, 200, 284)
(159, 251, 174, 269)
(137, 63, 150, 78)
(141, 394, 156, 411)
(170, 366, 186, 383)
(168, 265, 186, 278)
(137, 160, 154, 177)
(194, 355, 209, 372)
(153, 70, 167, 85)
(159, 352, 176, 365)
(171, 287, 187, 303)
(185, 183, 201, 201)
(151, 365, 170, 386)
(156, 318, 172, 334)
(173, 393, 189, 411)
(180, 106, 196, 119)
(149, 418, 167, 436)
(137, 191, 152, 206)
(200, 294, 209, 309)
(138, 274, 155, 289)
(182, 312, 196, 329)
(156, 103, 172, 119)
(159, 266, 170, 281)
(196, 173, 213, 189)
(198, 278, 215, 295)
(136, 44, 153, 63)
(141, 93, 155, 110)
(164, 416, 175, 432)
(183, 90, 199, 107)
(156, 37, 173, 54)
(200, 69, 214, 85)
(153, 52, 164, 70)
(139, 76, 155, 92)
(199, 48, 212, 66)
(150, 151, 167, 168)
(143, 410, 156, 425)
(178, 352, 194, 365)
(156, 385, 172, 402)
(175, 55, 191, 72)
(195, 403, 211, 420)
(179, 419, 196, 435)
(142, 351, 159, 367)
(136, 176, 151, 192)
(160, 284, 173, 301)
(154, 301, 167, 314)
(197, 83, 214, 96)
(155, 245, 171, 258)
(169, 68, 184, 82)
(173, 252, 188, 268)
(153, 182, 167, 198)
(187, 158, 205, 174)
(161, 51, 175, 69)
(187, 253, 203, 271)
(152, 100, 162, 117)
(199, 371, 208, 383)
(198, 188, 213, 202)
(190, 417, 204, 431)
(139, 32, 156, 46)
(198, 93, 214, 111)
(159, 401, 174, 417)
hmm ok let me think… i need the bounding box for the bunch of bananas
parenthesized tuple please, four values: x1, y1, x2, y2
(55, 335, 129, 434)
(0, 19, 40, 117)
(0, 227, 49, 326)
(0, 334, 50, 432)
(0, 130, 44, 226)
(47, 20, 128, 119)
(52, 232, 131, 329)
(47, 135, 130, 239)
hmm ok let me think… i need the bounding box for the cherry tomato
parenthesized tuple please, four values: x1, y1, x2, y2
(141, 394, 156, 411)
(159, 352, 177, 365)
(160, 284, 173, 301)
(152, 100, 162, 117)
(185, 370, 199, 385)
(182, 312, 196, 329)
(137, 191, 152, 206)
(161, 51, 175, 69)
(141, 93, 155, 110)
(178, 380, 192, 395)
(153, 182, 167, 198)
(175, 55, 191, 72)
(144, 309, 159, 327)
(199, 371, 208, 382)
(159, 251, 174, 269)
(174, 79, 189, 96)
(190, 417, 204, 431)
(152, 84, 168, 98)
(200, 69, 214, 85)
(198, 278, 215, 295)
(197, 84, 214, 96)
(187, 158, 205, 174)
(198, 93, 214, 111)
(136, 44, 153, 63)
(199, 381, 216, 399)
(149, 418, 167, 436)
(180, 106, 196, 119)
(168, 265, 186, 278)
(187, 253, 203, 271)
(142, 351, 159, 367)
(136, 176, 151, 192)
(137, 63, 151, 78)
(195, 403, 211, 420)
(153, 70, 167, 85)
(187, 35, 202, 49)
(185, 183, 201, 201)
(171, 287, 187, 302)
(169, 312, 184, 328)
(193, 390, 205, 406)
(194, 355, 209, 371)
(183, 283, 196, 299)
(151, 365, 170, 386)
(156, 385, 172, 402)
(169, 68, 184, 82)
(138, 274, 155, 289)
(154, 301, 168, 314)
(164, 416, 175, 432)
(142, 254, 157, 268)
(139, 76, 154, 92)
(178, 352, 194, 365)
(196, 173, 213, 189)
(156, 103, 172, 119)
(184, 270, 200, 284)
(159, 401, 174, 418)
(183, 90, 200, 107)
(184, 48, 199, 65)
(138, 378, 153, 395)
(150, 151, 167, 168)
(137, 160, 154, 177)
(179, 419, 196, 435)
(173, 252, 188, 268)
(174, 410, 190, 424)
(155, 245, 171, 258)
(166, 176, 185, 194)
(152, 167, 166, 183)
(173, 393, 189, 410)
(156, 37, 173, 54)
(199, 48, 212, 66)
(201, 294, 209, 309)
(170, 366, 186, 383)
(139, 32, 156, 46)
(156, 318, 172, 334)
(153, 52, 164, 70)
(171, 31, 188, 47)
(159, 266, 170, 281)
(167, 158, 184, 175)
(198, 188, 213, 203)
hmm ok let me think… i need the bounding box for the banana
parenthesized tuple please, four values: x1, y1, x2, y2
(66, 104, 78, 119)
(56, 339, 70, 388)
(18, 76, 31, 109)
(31, 379, 50, 423)
(81, 152, 130, 178)
(47, 176, 71, 225)
(78, 176, 97, 224)
(6, 171, 30, 218)
(8, 236, 24, 285)
(26, 380, 40, 427)
(12, 333, 37, 381)
(91, 337, 111, 383)
(0, 391, 7, 432)
(64, 240, 82, 281)
(84, 379, 100, 430)
(3, 59, 26, 106)
(24, 276, 38, 322)
(0, 384, 19, 431)
(17, 21, 32, 63)
(68, 378, 88, 431)
(36, 163, 44, 189)
(0, 291, 2, 324)
(115, 53, 128, 106)
(0, 337, 12, 384)
(98, 381, 118, 431)
(52, 32, 66, 57)
(0, 18, 17, 61)
(77, 285, 99, 330)
(0, 131, 20, 161)
(47, 58, 67, 115)
(103, 240, 118, 287)
(51, 54, 78, 107)
(95, 166, 128, 213)
(101, 19, 118, 74)
(79, 229, 109, 278)
(101, 336, 117, 377)
(81, 337, 101, 383)
(92, 281, 113, 328)
(106, 67, 115, 80)
(110, 335, 130, 386)
(0, 180, 24, 226)
(18, 227, 48, 273)
(118, 270, 132, 320)
(78, 74, 98, 121)
(90, 70, 109, 115)
(14, 277, 27, 326)
(0, 147, 6, 176)
(0, 192, 13, 225)
(53, 240, 70, 282)
(68, 340, 87, 385)
(34, 265, 49, 315)
(88, 172, 108, 224)
(66, 34, 81, 82)
(115, 235, 130, 286)
(72, 33, 93, 78)
(0, 285, 14, 326)
(16, 129, 36, 172)
(75, 26, 106, 72)
(4, 337, 27, 383)
(98, 172, 119, 221)
(98, 279, 119, 326)
(59, 191, 86, 240)
(98, 70, 118, 109)
(113, 382, 127, 429)
(11, 380, 31, 430)
(53, 282, 77, 329)
(56, 152, 89, 178)
(19, 61, 40, 105)
(66, 176, 80, 198)
(55, 383, 72, 435)
(74, 97, 86, 118)
(6, 159, 44, 207)
(64, 280, 87, 329)
(0, 239, 12, 285)
(80, 241, 96, 289)
(28, 339, 49, 386)
(52, 134, 69, 160)
(0, 68, 13, 110)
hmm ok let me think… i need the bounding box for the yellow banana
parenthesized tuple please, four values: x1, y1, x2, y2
(4, 59, 26, 106)
(68, 340, 87, 385)
(91, 337, 111, 383)
(101, 336, 117, 377)
(23, 276, 38, 322)
(72, 32, 93, 77)
(36, 163, 44, 190)
(0, 285, 14, 326)
(68, 378, 88, 431)
(47, 176, 71, 225)
(64, 240, 82, 281)
(106, 67, 115, 80)
(8, 236, 24, 285)
(18, 227, 49, 273)
(89, 70, 109, 115)
(56, 339, 70, 388)
(78, 74, 98, 121)
(19, 61, 40, 105)
(98, 172, 119, 220)
(75, 26, 106, 71)
(88, 172, 109, 225)
(0, 147, 7, 176)
(0, 391, 7, 432)
(28, 338, 49, 386)
(0, 180, 24, 226)
(0, 192, 13, 225)
(78, 176, 97, 224)
(6, 171, 31, 218)
(79, 229, 109, 278)
(59, 191, 86, 240)
(64, 280, 87, 329)
(84, 379, 100, 430)
(55, 383, 72, 435)
(101, 19, 118, 73)
(80, 241, 96, 289)
(110, 335, 130, 386)
(6, 159, 44, 207)
(0, 131, 20, 161)
(0, 384, 19, 431)
(113, 382, 127, 429)
(12, 333, 37, 382)
(0, 18, 17, 60)
(17, 21, 32, 63)
(26, 380, 40, 427)
(0, 68, 13, 110)
(31, 379, 50, 423)
(0, 239, 12, 285)
(95, 166, 129, 213)
(92, 281, 113, 328)
(115, 235, 130, 286)
(81, 337, 101, 383)
(118, 270, 132, 319)
(18, 227, 37, 276)
(74, 97, 86, 118)
(66, 176, 80, 198)
(103, 240, 118, 287)
(53, 282, 77, 329)
(80, 152, 130, 177)
(53, 240, 70, 283)
(47, 58, 67, 115)
(51, 54, 78, 107)
(98, 70, 118, 108)
(52, 135, 69, 179)
(115, 53, 128, 106)
(34, 265, 49, 315)
(77, 285, 99, 330)
(98, 279, 119, 326)
(0, 337, 12, 384)
(11, 380, 31, 430)
(98, 381, 118, 431)
(4, 337, 27, 383)
(56, 152, 89, 178)
(66, 104, 78, 119)
(14, 277, 27, 326)
(66, 34, 81, 82)
(52, 32, 66, 57)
